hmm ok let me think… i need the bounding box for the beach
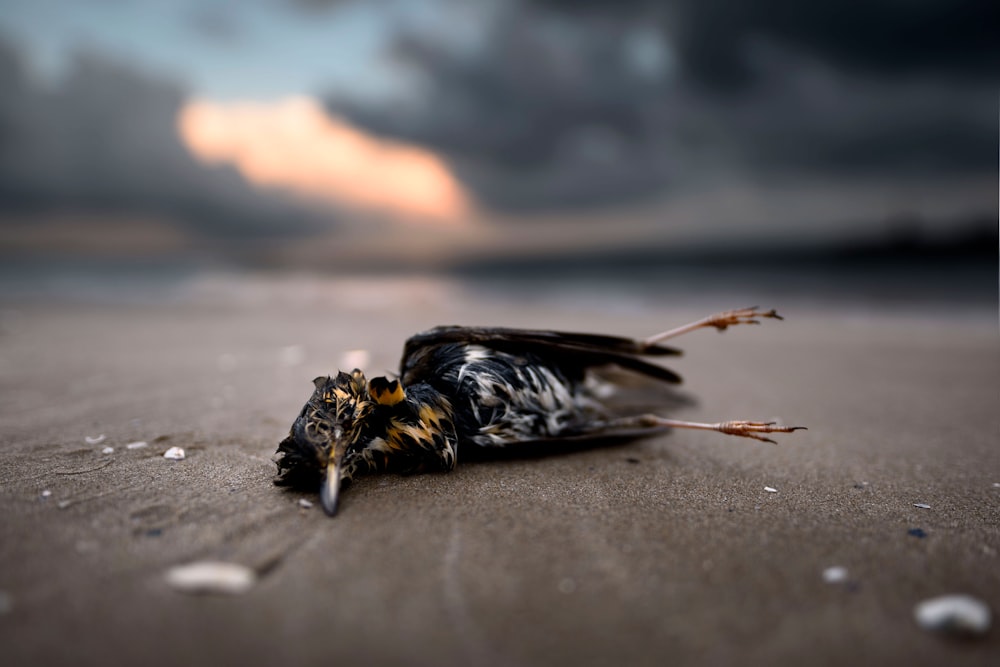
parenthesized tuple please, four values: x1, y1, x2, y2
(1, 274, 997, 666)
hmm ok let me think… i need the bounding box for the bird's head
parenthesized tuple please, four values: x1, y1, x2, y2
(274, 369, 371, 515)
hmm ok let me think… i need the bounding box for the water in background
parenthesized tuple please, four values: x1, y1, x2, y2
(0, 255, 995, 318)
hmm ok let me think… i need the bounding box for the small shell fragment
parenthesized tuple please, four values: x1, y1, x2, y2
(822, 566, 848, 584)
(40, 489, 52, 498)
(164, 561, 257, 595)
(163, 446, 185, 460)
(915, 595, 991, 637)
(126, 441, 148, 450)
(913, 503, 931, 509)
(298, 498, 314, 509)
(85, 435, 106, 445)
(101, 446, 114, 455)
(764, 486, 778, 493)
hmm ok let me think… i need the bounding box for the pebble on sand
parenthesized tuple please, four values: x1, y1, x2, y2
(85, 435, 106, 445)
(163, 446, 185, 460)
(913, 503, 931, 509)
(126, 441, 148, 450)
(298, 499, 314, 509)
(822, 566, 848, 584)
(101, 446, 114, 455)
(915, 595, 991, 638)
(164, 561, 257, 595)
(764, 486, 778, 493)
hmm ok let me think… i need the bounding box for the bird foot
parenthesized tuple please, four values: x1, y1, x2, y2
(714, 420, 806, 444)
(629, 415, 806, 444)
(703, 307, 783, 332)
(643, 307, 783, 346)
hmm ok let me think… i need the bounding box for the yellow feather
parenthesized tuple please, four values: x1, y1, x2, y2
(371, 379, 406, 406)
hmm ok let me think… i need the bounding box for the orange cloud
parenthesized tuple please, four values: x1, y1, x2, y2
(177, 96, 472, 224)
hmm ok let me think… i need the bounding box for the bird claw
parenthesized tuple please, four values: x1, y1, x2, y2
(717, 420, 806, 444)
(643, 306, 785, 346)
(708, 307, 783, 332)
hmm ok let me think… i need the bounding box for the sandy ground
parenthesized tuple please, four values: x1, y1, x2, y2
(0, 278, 997, 666)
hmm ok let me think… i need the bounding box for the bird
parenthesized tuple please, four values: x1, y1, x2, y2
(273, 307, 805, 515)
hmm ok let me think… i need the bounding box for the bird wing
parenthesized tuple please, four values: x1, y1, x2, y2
(399, 325, 683, 386)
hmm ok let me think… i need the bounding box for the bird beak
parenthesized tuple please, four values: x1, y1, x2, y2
(319, 437, 348, 516)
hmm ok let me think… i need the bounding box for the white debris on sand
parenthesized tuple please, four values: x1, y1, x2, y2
(339, 349, 371, 371)
(101, 446, 114, 455)
(822, 566, 849, 584)
(915, 595, 992, 637)
(40, 489, 52, 498)
(764, 486, 778, 493)
(298, 498, 314, 509)
(557, 578, 577, 594)
(84, 434, 106, 445)
(913, 503, 931, 509)
(163, 446, 185, 460)
(164, 561, 257, 595)
(216, 352, 238, 373)
(279, 344, 305, 367)
(126, 441, 148, 450)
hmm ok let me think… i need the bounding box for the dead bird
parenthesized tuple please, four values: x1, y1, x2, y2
(274, 307, 805, 515)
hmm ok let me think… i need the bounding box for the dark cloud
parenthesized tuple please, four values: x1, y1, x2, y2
(327, 7, 675, 211)
(541, 0, 1000, 86)
(325, 0, 997, 212)
(0, 37, 326, 239)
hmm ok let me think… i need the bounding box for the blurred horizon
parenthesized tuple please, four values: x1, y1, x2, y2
(0, 0, 996, 305)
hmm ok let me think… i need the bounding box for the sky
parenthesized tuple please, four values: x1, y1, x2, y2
(0, 0, 996, 265)
(1, 0, 426, 102)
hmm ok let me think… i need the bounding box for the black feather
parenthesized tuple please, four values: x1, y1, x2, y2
(393, 322, 685, 450)
(400, 325, 682, 386)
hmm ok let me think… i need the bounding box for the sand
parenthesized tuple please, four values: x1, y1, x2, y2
(1, 280, 997, 666)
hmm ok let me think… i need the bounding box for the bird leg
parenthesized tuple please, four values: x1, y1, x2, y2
(642, 307, 783, 348)
(607, 414, 805, 444)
